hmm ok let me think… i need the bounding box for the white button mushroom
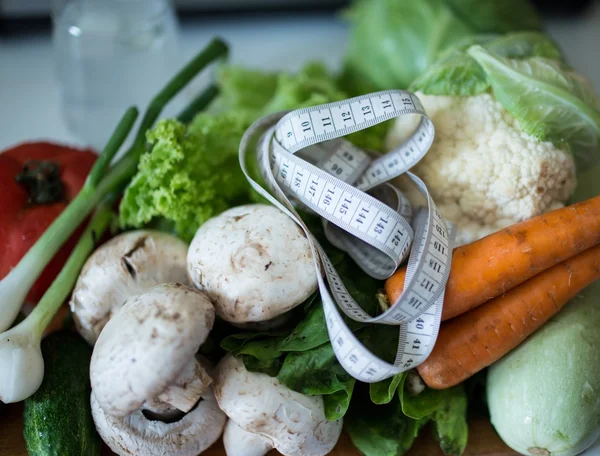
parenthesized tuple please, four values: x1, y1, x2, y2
(187, 204, 318, 326)
(214, 354, 343, 456)
(222, 420, 273, 456)
(70, 230, 189, 345)
(90, 283, 225, 456)
(90, 283, 214, 416)
(91, 382, 225, 456)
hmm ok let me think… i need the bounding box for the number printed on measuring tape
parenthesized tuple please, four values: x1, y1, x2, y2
(238, 90, 455, 382)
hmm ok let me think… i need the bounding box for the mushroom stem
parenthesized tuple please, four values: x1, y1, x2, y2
(156, 359, 212, 413)
(223, 420, 273, 456)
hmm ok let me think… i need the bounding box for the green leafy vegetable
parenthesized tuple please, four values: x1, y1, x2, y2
(278, 300, 330, 352)
(370, 373, 405, 405)
(431, 385, 469, 455)
(396, 375, 468, 454)
(217, 62, 388, 151)
(342, 0, 542, 93)
(346, 395, 427, 456)
(217, 62, 344, 116)
(220, 328, 291, 353)
(277, 343, 356, 420)
(240, 355, 283, 377)
(411, 32, 564, 96)
(571, 164, 600, 203)
(399, 376, 446, 419)
(216, 65, 278, 113)
(468, 45, 600, 164)
(119, 114, 254, 242)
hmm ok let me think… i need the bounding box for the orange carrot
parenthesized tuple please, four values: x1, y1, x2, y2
(386, 195, 600, 321)
(416, 243, 600, 390)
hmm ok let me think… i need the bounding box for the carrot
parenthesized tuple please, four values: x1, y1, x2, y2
(416, 243, 600, 390)
(386, 195, 600, 320)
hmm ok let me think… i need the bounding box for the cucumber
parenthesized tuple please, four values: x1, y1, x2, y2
(487, 280, 600, 456)
(23, 331, 101, 456)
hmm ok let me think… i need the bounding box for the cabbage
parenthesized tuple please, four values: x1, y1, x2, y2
(342, 0, 543, 93)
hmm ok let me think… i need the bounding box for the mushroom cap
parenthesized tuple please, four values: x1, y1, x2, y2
(91, 386, 226, 456)
(187, 204, 318, 324)
(214, 354, 343, 456)
(90, 283, 215, 417)
(223, 419, 273, 456)
(70, 230, 189, 345)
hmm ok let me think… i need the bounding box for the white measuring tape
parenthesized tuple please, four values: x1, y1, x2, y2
(239, 90, 455, 383)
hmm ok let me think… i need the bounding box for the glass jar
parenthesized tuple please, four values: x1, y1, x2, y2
(52, 0, 181, 150)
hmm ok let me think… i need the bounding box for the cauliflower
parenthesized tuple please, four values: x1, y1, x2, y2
(387, 92, 576, 245)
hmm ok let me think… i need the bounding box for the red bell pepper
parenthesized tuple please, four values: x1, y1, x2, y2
(0, 142, 97, 303)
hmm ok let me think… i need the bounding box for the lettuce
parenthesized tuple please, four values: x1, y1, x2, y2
(119, 113, 254, 242)
(217, 62, 389, 152)
(341, 0, 542, 93)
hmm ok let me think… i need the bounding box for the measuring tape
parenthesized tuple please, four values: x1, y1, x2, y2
(238, 90, 455, 383)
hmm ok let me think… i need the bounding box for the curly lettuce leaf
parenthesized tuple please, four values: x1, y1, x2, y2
(469, 45, 600, 165)
(216, 65, 278, 113)
(342, 0, 542, 93)
(119, 114, 254, 242)
(217, 62, 388, 151)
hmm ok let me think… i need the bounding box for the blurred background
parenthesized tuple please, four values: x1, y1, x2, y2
(1, 0, 599, 150)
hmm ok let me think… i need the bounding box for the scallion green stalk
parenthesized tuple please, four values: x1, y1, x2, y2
(0, 198, 115, 403)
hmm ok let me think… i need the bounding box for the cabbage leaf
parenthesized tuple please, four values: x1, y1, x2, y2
(342, 0, 542, 93)
(469, 45, 600, 165)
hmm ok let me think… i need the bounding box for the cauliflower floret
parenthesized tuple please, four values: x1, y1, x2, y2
(387, 92, 577, 245)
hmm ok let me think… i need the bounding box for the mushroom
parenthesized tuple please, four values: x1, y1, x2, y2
(70, 230, 189, 345)
(214, 354, 343, 456)
(222, 420, 273, 456)
(91, 283, 214, 416)
(90, 283, 224, 455)
(91, 374, 226, 456)
(187, 204, 318, 326)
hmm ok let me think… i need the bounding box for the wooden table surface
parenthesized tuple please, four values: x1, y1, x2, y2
(1, 402, 516, 456)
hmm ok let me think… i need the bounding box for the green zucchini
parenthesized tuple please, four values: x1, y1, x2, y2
(487, 281, 600, 456)
(23, 331, 101, 456)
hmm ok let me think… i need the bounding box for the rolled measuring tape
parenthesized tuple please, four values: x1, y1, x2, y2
(238, 90, 455, 383)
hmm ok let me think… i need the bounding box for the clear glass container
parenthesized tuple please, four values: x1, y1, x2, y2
(52, 0, 181, 150)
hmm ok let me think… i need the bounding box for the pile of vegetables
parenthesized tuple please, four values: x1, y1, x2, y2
(1, 0, 600, 455)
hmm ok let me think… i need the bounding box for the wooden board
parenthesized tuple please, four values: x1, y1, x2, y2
(1, 403, 517, 456)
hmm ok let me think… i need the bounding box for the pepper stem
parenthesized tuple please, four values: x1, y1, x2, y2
(15, 160, 65, 205)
